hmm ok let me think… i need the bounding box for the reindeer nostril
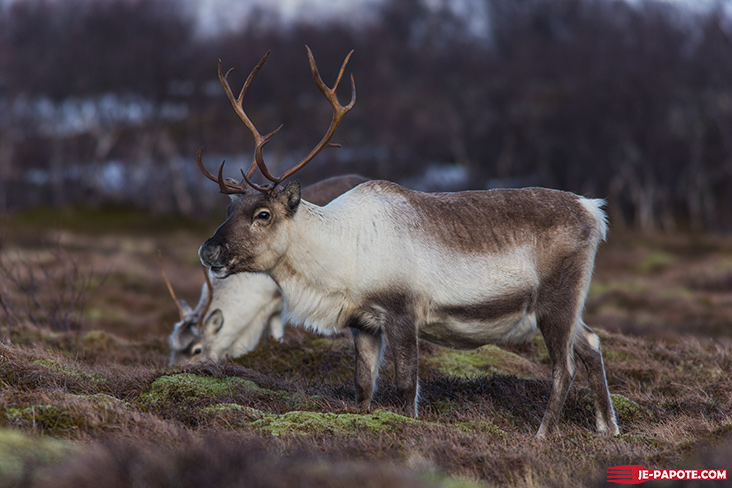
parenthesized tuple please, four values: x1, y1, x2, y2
(199, 242, 221, 266)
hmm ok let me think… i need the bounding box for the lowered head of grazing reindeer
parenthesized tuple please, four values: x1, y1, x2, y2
(196, 46, 619, 439)
(164, 174, 368, 365)
(162, 263, 283, 366)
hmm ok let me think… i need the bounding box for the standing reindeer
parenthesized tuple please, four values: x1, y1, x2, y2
(196, 47, 619, 438)
(165, 175, 368, 366)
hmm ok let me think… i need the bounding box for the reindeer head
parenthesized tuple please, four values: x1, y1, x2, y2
(159, 254, 218, 365)
(169, 304, 225, 366)
(199, 181, 301, 278)
(196, 47, 355, 279)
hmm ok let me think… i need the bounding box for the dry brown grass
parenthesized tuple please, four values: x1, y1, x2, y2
(1, 211, 731, 487)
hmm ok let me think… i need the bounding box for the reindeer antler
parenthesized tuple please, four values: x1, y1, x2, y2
(197, 46, 356, 194)
(158, 250, 185, 322)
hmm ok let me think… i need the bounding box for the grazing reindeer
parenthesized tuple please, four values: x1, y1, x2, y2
(163, 264, 282, 366)
(165, 175, 368, 366)
(196, 47, 619, 438)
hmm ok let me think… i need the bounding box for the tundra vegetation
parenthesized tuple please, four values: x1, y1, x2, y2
(1, 209, 731, 487)
(1, 0, 732, 486)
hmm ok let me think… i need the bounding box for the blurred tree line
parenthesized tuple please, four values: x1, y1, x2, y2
(1, 0, 731, 232)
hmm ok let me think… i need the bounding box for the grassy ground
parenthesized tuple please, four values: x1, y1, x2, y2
(0, 207, 731, 487)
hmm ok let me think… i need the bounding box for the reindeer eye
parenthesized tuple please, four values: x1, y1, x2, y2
(191, 345, 203, 356)
(255, 210, 271, 221)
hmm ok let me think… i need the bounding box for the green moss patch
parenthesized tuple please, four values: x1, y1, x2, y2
(4, 404, 84, 434)
(139, 373, 262, 408)
(70, 392, 130, 410)
(252, 409, 419, 437)
(426, 345, 536, 378)
(139, 373, 329, 415)
(610, 394, 641, 420)
(580, 393, 642, 424)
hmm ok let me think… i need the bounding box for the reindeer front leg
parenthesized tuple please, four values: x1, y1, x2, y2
(352, 328, 384, 411)
(383, 316, 420, 417)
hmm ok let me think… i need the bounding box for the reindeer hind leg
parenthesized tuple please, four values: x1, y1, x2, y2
(536, 312, 577, 439)
(574, 321, 620, 435)
(535, 252, 593, 438)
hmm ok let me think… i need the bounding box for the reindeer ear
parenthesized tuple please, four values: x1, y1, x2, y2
(279, 181, 301, 216)
(204, 309, 224, 334)
(194, 282, 211, 311)
(179, 299, 194, 318)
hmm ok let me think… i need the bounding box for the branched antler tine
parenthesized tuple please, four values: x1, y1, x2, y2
(306, 46, 356, 109)
(332, 51, 353, 92)
(196, 267, 214, 330)
(218, 56, 269, 146)
(251, 124, 285, 184)
(198, 147, 247, 193)
(216, 160, 229, 194)
(346, 73, 356, 109)
(157, 250, 185, 321)
(238, 52, 270, 102)
(244, 158, 258, 181)
(218, 54, 287, 188)
(242, 124, 281, 183)
(240, 168, 274, 192)
(206, 49, 355, 192)
(215, 160, 247, 194)
(196, 147, 220, 183)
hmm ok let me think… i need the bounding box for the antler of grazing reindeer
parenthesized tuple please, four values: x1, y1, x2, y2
(158, 250, 185, 322)
(158, 250, 214, 329)
(196, 45, 356, 194)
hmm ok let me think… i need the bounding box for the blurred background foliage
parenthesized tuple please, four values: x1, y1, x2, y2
(1, 0, 731, 232)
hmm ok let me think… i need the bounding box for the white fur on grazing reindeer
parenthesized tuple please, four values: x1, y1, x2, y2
(168, 272, 282, 366)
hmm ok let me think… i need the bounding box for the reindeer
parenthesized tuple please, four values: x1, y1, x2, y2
(164, 175, 368, 366)
(163, 264, 282, 366)
(196, 47, 619, 438)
